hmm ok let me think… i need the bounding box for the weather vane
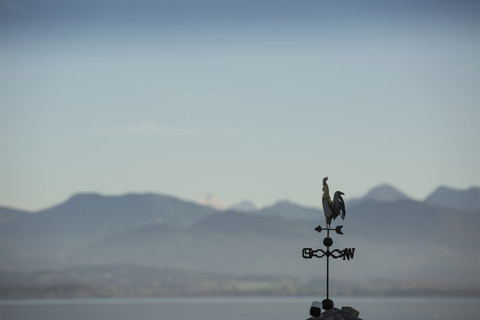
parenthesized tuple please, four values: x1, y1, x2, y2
(302, 177, 360, 320)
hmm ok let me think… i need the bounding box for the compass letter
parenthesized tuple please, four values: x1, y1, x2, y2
(342, 248, 355, 260)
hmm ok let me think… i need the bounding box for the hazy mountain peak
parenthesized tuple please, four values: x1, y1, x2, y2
(257, 200, 320, 220)
(425, 185, 480, 210)
(199, 194, 229, 211)
(362, 184, 410, 203)
(50, 192, 105, 211)
(270, 200, 303, 210)
(67, 192, 102, 202)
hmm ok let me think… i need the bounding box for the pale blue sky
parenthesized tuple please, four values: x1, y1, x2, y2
(1, 0, 479, 210)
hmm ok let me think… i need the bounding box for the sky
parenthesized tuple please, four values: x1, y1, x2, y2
(1, 0, 479, 211)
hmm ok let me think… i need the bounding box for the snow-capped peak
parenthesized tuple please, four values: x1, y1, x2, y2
(199, 193, 229, 211)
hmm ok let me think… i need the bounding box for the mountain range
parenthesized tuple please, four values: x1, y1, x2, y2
(201, 184, 480, 214)
(0, 184, 479, 297)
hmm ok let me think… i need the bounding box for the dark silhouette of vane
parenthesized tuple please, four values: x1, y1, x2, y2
(302, 177, 359, 319)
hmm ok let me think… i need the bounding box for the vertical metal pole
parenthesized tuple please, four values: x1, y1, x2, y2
(326, 227, 330, 300)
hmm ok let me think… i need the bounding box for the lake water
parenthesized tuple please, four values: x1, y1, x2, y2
(1, 296, 479, 320)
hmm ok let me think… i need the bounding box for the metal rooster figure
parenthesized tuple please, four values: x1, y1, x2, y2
(303, 177, 360, 320)
(322, 177, 346, 228)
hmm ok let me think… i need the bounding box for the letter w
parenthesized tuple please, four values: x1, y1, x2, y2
(342, 248, 355, 260)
